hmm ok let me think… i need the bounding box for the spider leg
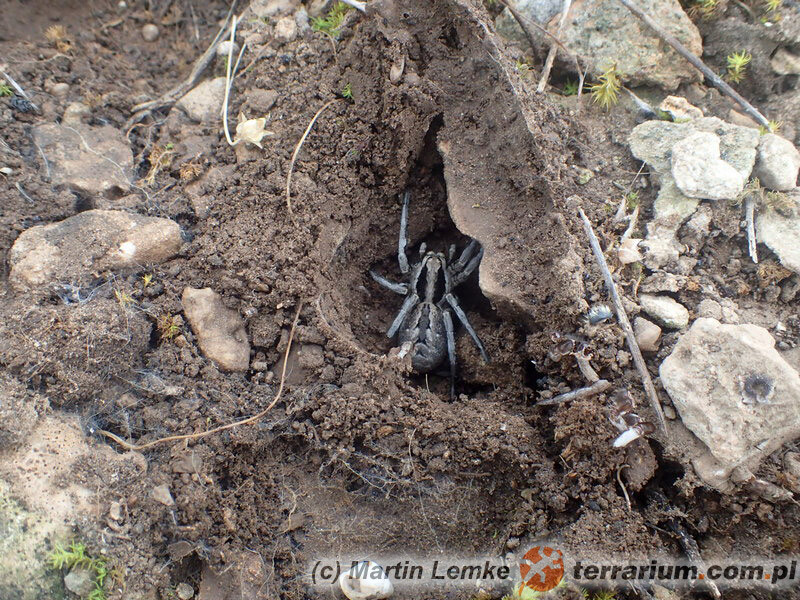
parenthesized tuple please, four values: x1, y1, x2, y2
(451, 239, 479, 272)
(398, 190, 411, 274)
(387, 293, 419, 338)
(418, 241, 427, 256)
(369, 270, 408, 295)
(448, 243, 456, 262)
(444, 293, 489, 362)
(443, 309, 457, 399)
(450, 247, 484, 287)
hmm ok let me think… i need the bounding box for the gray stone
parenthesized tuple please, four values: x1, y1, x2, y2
(50, 82, 69, 98)
(757, 200, 800, 274)
(671, 131, 745, 200)
(771, 48, 800, 75)
(176, 78, 227, 123)
(32, 123, 133, 197)
(660, 318, 800, 480)
(697, 298, 723, 320)
(8, 210, 182, 291)
(142, 23, 159, 41)
(633, 317, 661, 352)
(250, 0, 297, 18)
(182, 288, 251, 372)
(639, 294, 689, 329)
(62, 102, 91, 126)
(245, 88, 278, 114)
(64, 567, 96, 597)
(274, 16, 297, 42)
(495, 0, 562, 44)
(658, 95, 702, 121)
(176, 582, 195, 600)
(557, 0, 701, 90)
(151, 484, 175, 506)
(753, 134, 800, 191)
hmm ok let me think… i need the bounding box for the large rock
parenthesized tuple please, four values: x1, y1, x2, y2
(8, 210, 182, 291)
(176, 78, 227, 123)
(757, 199, 800, 274)
(671, 131, 745, 200)
(32, 123, 134, 198)
(753, 133, 800, 191)
(182, 287, 250, 372)
(661, 318, 800, 484)
(557, 0, 702, 90)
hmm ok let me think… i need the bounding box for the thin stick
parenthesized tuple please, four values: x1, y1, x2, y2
(99, 303, 302, 451)
(616, 464, 632, 511)
(126, 1, 237, 128)
(222, 14, 248, 146)
(537, 379, 611, 406)
(0, 69, 38, 110)
(340, 0, 366, 11)
(615, 0, 769, 128)
(536, 0, 571, 93)
(578, 207, 667, 434)
(745, 196, 758, 264)
(285, 99, 341, 218)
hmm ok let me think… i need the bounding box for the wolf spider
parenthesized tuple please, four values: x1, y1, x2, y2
(370, 190, 489, 397)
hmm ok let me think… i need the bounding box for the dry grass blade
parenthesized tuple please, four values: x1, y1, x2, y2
(99, 303, 302, 450)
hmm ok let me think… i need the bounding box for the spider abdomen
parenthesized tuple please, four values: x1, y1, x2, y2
(398, 302, 447, 373)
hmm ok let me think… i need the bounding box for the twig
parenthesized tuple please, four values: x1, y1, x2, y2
(222, 14, 248, 147)
(126, 1, 237, 129)
(285, 98, 341, 219)
(340, 0, 366, 11)
(745, 196, 758, 264)
(15, 182, 34, 203)
(99, 303, 302, 450)
(616, 464, 632, 511)
(615, 0, 769, 128)
(537, 379, 611, 406)
(575, 351, 599, 383)
(578, 207, 667, 435)
(536, 0, 571, 93)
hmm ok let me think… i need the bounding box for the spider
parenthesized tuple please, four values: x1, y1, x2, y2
(370, 190, 490, 397)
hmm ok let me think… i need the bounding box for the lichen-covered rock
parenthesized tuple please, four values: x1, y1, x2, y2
(495, 0, 562, 44)
(671, 131, 745, 200)
(757, 199, 800, 274)
(753, 134, 800, 191)
(661, 318, 800, 486)
(8, 210, 182, 291)
(557, 0, 702, 90)
(182, 287, 251, 371)
(32, 123, 133, 198)
(176, 77, 227, 123)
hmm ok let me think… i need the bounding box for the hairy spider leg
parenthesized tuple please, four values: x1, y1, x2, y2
(444, 293, 489, 362)
(398, 190, 411, 274)
(442, 310, 457, 399)
(450, 247, 483, 287)
(369, 270, 408, 295)
(387, 293, 419, 338)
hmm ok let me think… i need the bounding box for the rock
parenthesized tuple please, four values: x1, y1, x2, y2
(64, 568, 96, 597)
(274, 16, 298, 42)
(658, 95, 702, 121)
(216, 40, 239, 60)
(50, 82, 69, 98)
(176, 582, 195, 600)
(142, 23, 159, 41)
(298, 344, 325, 369)
(753, 134, 800, 191)
(633, 317, 661, 352)
(660, 318, 800, 482)
(250, 0, 297, 18)
(151, 484, 175, 506)
(182, 288, 250, 371)
(295, 7, 311, 32)
(176, 78, 227, 123)
(671, 131, 745, 200)
(639, 294, 689, 329)
(32, 123, 133, 197)
(757, 201, 800, 274)
(697, 298, 723, 320)
(557, 0, 701, 90)
(495, 0, 562, 44)
(727, 109, 760, 129)
(245, 88, 278, 114)
(9, 210, 182, 291)
(62, 102, 91, 125)
(771, 47, 800, 75)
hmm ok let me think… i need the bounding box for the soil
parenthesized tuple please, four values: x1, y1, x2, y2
(0, 0, 799, 599)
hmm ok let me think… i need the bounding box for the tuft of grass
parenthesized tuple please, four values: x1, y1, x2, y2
(515, 60, 533, 78)
(0, 82, 13, 97)
(589, 64, 621, 110)
(341, 82, 353, 99)
(179, 161, 203, 181)
(143, 143, 175, 186)
(49, 541, 108, 600)
(765, 0, 782, 11)
(114, 288, 135, 307)
(44, 25, 71, 52)
(688, 0, 718, 18)
(726, 50, 751, 83)
(311, 2, 352, 38)
(562, 80, 579, 96)
(156, 314, 181, 342)
(758, 119, 781, 135)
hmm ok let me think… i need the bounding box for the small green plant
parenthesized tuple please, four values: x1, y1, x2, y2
(341, 82, 353, 99)
(0, 82, 13, 97)
(49, 541, 109, 600)
(515, 60, 533, 78)
(562, 80, 579, 96)
(157, 313, 180, 341)
(114, 288, 135, 307)
(688, 0, 718, 18)
(765, 0, 782, 11)
(758, 119, 782, 134)
(726, 50, 751, 83)
(589, 64, 621, 110)
(311, 1, 352, 38)
(625, 191, 640, 210)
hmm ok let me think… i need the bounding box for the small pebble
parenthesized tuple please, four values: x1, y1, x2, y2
(176, 582, 194, 600)
(274, 16, 297, 42)
(50, 82, 69, 97)
(142, 24, 159, 42)
(216, 40, 239, 59)
(151, 484, 175, 506)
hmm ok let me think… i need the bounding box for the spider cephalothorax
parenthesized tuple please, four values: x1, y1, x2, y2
(370, 190, 489, 396)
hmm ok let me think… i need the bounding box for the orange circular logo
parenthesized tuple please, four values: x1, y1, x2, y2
(517, 546, 564, 593)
